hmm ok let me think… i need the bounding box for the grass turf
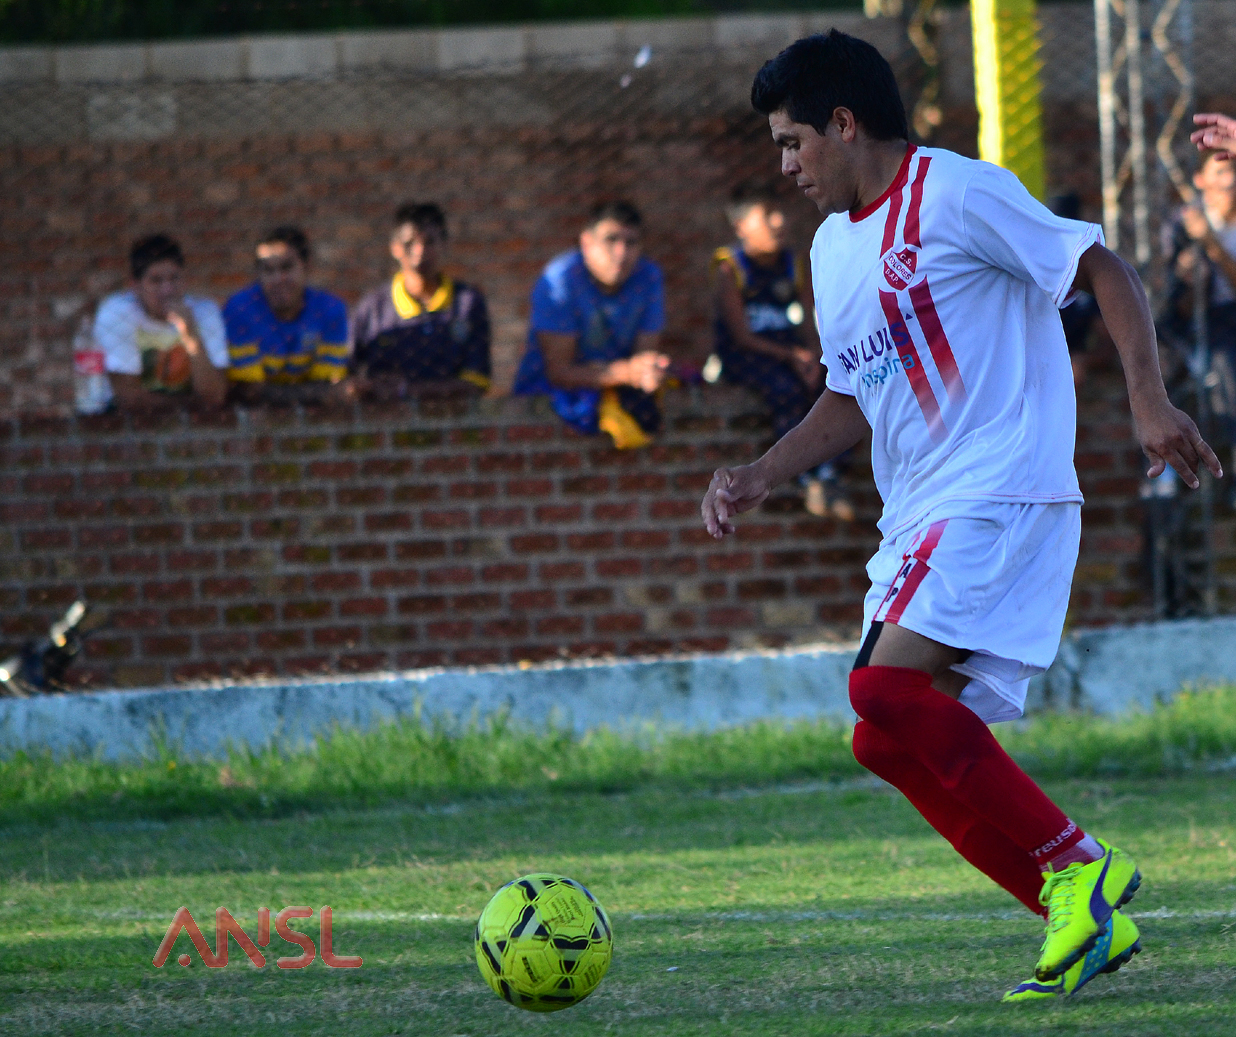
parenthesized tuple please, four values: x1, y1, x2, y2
(2, 775, 1234, 1035)
(4, 686, 1236, 825)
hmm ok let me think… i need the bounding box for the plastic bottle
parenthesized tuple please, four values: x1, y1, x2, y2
(73, 314, 110, 414)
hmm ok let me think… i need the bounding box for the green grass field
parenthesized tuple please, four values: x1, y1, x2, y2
(2, 768, 1235, 1035)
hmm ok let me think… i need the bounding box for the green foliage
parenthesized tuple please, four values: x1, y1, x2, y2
(5, 685, 1236, 826)
(0, 0, 847, 45)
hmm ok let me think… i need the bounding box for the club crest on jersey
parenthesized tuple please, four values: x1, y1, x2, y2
(881, 244, 921, 291)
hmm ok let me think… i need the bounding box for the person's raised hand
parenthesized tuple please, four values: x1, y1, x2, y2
(701, 464, 771, 539)
(624, 351, 671, 393)
(165, 303, 202, 354)
(1133, 395, 1223, 489)
(1191, 113, 1236, 160)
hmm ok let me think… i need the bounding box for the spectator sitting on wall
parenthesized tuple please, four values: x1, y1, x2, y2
(1164, 148, 1236, 501)
(513, 201, 671, 450)
(223, 226, 350, 405)
(711, 185, 853, 519)
(93, 234, 229, 412)
(350, 202, 491, 400)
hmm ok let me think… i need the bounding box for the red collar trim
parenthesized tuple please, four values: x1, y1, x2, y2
(849, 143, 916, 223)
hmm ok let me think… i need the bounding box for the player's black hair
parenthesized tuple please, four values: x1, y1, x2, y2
(258, 225, 311, 263)
(584, 200, 642, 231)
(725, 183, 786, 226)
(750, 30, 908, 142)
(393, 202, 448, 238)
(129, 234, 184, 280)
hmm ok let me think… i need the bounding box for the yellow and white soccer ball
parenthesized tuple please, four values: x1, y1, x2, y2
(474, 873, 613, 1012)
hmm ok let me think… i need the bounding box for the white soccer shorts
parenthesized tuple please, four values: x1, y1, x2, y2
(861, 501, 1082, 723)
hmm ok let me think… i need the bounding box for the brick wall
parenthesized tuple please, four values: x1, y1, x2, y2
(2, 374, 1223, 690)
(0, 390, 881, 687)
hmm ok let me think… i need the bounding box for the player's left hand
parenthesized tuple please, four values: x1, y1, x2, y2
(702, 464, 771, 538)
(1133, 397, 1223, 489)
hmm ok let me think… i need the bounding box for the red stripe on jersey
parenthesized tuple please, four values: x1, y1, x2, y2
(881, 179, 904, 256)
(882, 519, 949, 624)
(909, 279, 967, 405)
(903, 156, 931, 247)
(852, 144, 917, 223)
(880, 289, 946, 444)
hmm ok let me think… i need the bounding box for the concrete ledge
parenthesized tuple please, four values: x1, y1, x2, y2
(2, 616, 1235, 761)
(0, 645, 856, 761)
(0, 10, 869, 85)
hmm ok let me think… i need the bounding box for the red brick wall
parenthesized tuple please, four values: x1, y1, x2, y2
(0, 374, 1211, 690)
(0, 390, 885, 688)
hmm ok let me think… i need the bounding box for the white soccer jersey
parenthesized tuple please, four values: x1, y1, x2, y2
(814, 145, 1100, 539)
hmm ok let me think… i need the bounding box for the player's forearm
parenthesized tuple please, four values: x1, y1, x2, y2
(1076, 245, 1169, 411)
(751, 389, 868, 489)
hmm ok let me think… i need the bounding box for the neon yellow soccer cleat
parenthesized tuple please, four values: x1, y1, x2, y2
(1034, 839, 1141, 982)
(1003, 910, 1141, 1002)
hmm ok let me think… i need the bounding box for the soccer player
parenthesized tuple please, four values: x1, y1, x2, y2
(513, 201, 670, 450)
(701, 30, 1222, 1000)
(351, 202, 491, 399)
(223, 226, 350, 404)
(94, 234, 229, 412)
(712, 186, 853, 519)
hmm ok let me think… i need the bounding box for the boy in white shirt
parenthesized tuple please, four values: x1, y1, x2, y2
(701, 30, 1221, 1000)
(93, 234, 229, 412)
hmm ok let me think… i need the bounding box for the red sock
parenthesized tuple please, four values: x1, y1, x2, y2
(849, 666, 1084, 866)
(852, 720, 1046, 916)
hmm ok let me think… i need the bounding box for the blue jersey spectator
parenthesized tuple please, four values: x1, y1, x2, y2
(513, 201, 670, 449)
(223, 226, 350, 400)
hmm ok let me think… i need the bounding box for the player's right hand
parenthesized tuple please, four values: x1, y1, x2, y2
(702, 464, 771, 539)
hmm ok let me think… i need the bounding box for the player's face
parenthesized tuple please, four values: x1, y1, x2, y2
(255, 241, 307, 319)
(1194, 155, 1236, 218)
(134, 259, 185, 321)
(733, 203, 788, 256)
(769, 110, 852, 217)
(391, 223, 445, 281)
(580, 219, 642, 290)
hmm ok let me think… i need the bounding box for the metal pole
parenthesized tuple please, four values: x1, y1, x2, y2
(1125, 0, 1151, 266)
(1095, 0, 1120, 251)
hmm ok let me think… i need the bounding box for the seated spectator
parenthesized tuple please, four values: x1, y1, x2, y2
(513, 201, 670, 449)
(223, 226, 350, 405)
(711, 187, 850, 518)
(93, 234, 228, 412)
(351, 202, 491, 399)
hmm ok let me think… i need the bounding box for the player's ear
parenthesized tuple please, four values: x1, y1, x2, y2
(833, 107, 858, 144)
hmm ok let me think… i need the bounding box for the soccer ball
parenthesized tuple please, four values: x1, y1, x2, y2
(474, 873, 613, 1012)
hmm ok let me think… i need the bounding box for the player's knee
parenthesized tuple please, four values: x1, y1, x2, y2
(850, 719, 889, 771)
(848, 665, 890, 725)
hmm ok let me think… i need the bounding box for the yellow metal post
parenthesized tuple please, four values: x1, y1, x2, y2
(971, 0, 1047, 199)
